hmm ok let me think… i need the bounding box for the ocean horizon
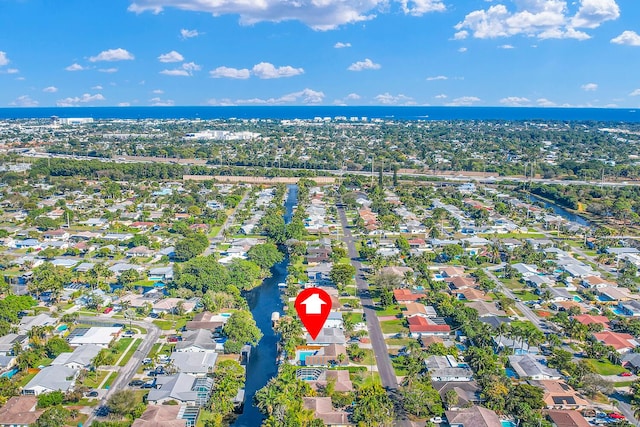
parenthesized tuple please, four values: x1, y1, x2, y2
(0, 106, 639, 122)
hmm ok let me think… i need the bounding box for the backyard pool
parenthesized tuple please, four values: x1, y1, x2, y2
(434, 274, 444, 280)
(505, 368, 517, 379)
(501, 421, 517, 427)
(56, 324, 68, 332)
(573, 296, 583, 302)
(298, 351, 316, 365)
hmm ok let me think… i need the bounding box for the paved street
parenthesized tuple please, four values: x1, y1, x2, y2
(204, 189, 251, 255)
(79, 316, 161, 426)
(337, 203, 413, 426)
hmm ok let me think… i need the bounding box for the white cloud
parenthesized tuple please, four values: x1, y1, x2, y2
(0, 51, 8, 66)
(537, 98, 557, 106)
(252, 62, 304, 79)
(56, 93, 106, 107)
(232, 88, 325, 105)
(180, 29, 201, 39)
(629, 89, 640, 97)
(458, 47, 468, 52)
(152, 89, 164, 94)
(210, 66, 251, 79)
(42, 86, 58, 93)
(455, 0, 612, 41)
(92, 85, 103, 90)
(65, 63, 85, 71)
(334, 42, 351, 48)
(435, 94, 448, 99)
(99, 68, 119, 73)
(581, 82, 598, 91)
(129, 0, 444, 31)
(399, 0, 445, 16)
(158, 50, 184, 63)
(498, 44, 515, 49)
(346, 93, 361, 100)
(446, 96, 480, 106)
(150, 97, 175, 106)
(611, 30, 640, 46)
(160, 62, 201, 76)
(9, 95, 38, 107)
(374, 93, 415, 105)
(426, 75, 448, 81)
(347, 58, 381, 71)
(89, 48, 135, 62)
(453, 31, 468, 40)
(499, 96, 531, 106)
(571, 0, 619, 29)
(118, 102, 131, 107)
(1, 68, 19, 74)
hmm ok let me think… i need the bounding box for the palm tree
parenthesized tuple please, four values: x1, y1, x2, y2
(495, 323, 509, 353)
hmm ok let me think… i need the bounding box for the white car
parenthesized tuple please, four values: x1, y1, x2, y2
(429, 417, 443, 424)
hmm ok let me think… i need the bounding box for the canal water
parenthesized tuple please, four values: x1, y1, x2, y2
(527, 194, 590, 226)
(233, 184, 297, 427)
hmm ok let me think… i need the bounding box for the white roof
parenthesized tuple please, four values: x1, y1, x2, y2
(69, 327, 121, 346)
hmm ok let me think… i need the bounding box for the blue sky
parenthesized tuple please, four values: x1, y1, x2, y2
(1, 0, 639, 107)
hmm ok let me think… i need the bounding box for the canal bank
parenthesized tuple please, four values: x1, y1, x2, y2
(233, 184, 297, 427)
(526, 193, 591, 226)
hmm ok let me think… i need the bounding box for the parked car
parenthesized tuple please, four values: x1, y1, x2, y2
(142, 358, 152, 365)
(429, 417, 443, 424)
(103, 307, 113, 314)
(620, 371, 633, 377)
(609, 412, 625, 419)
(95, 406, 109, 417)
(123, 330, 135, 337)
(86, 390, 99, 397)
(128, 380, 145, 387)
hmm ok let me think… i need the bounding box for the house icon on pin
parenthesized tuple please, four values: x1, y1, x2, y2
(301, 293, 326, 314)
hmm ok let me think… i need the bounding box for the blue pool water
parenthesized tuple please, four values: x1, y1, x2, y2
(434, 274, 444, 280)
(573, 296, 583, 302)
(613, 308, 626, 316)
(415, 286, 425, 291)
(505, 368, 517, 378)
(501, 421, 516, 427)
(298, 351, 316, 365)
(56, 324, 68, 332)
(597, 295, 612, 302)
(1, 368, 18, 378)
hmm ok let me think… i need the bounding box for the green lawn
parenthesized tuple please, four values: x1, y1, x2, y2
(113, 337, 133, 353)
(344, 312, 364, 324)
(103, 372, 118, 389)
(380, 319, 408, 335)
(374, 305, 402, 317)
(352, 349, 376, 367)
(16, 371, 38, 387)
(391, 358, 409, 376)
(585, 359, 628, 376)
(386, 338, 414, 347)
(152, 318, 188, 331)
(513, 290, 539, 301)
(118, 338, 142, 366)
(81, 371, 110, 389)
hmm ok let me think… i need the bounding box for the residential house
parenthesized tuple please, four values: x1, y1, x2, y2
(302, 344, 347, 367)
(51, 344, 102, 370)
(593, 331, 638, 353)
(126, 246, 155, 257)
(455, 288, 488, 301)
(446, 276, 477, 290)
(302, 397, 350, 427)
(467, 301, 506, 318)
(508, 355, 562, 380)
(0, 396, 43, 427)
(68, 327, 121, 347)
(131, 405, 187, 427)
(512, 263, 539, 277)
(152, 298, 196, 315)
(307, 370, 353, 393)
(147, 374, 213, 406)
(175, 329, 217, 353)
(325, 312, 344, 329)
(169, 352, 218, 377)
(440, 266, 465, 278)
(432, 381, 481, 409)
(533, 380, 589, 410)
(0, 334, 28, 356)
(547, 410, 590, 427)
(307, 263, 332, 283)
(425, 355, 473, 382)
(622, 353, 640, 373)
(445, 406, 501, 427)
(597, 286, 635, 302)
(22, 366, 77, 395)
(572, 314, 610, 329)
(393, 289, 426, 303)
(581, 276, 614, 289)
(42, 229, 69, 241)
(17, 313, 57, 334)
(306, 328, 346, 346)
(408, 317, 451, 337)
(185, 312, 226, 332)
(148, 266, 174, 282)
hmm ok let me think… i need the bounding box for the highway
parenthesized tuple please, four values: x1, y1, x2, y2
(79, 316, 161, 426)
(21, 150, 640, 188)
(337, 203, 412, 426)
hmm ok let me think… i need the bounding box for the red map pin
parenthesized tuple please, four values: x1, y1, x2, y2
(295, 287, 332, 340)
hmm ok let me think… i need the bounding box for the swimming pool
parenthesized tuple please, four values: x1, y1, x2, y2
(505, 368, 517, 378)
(434, 274, 444, 280)
(0, 368, 18, 379)
(298, 351, 316, 365)
(613, 308, 626, 316)
(573, 296, 583, 302)
(501, 421, 516, 427)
